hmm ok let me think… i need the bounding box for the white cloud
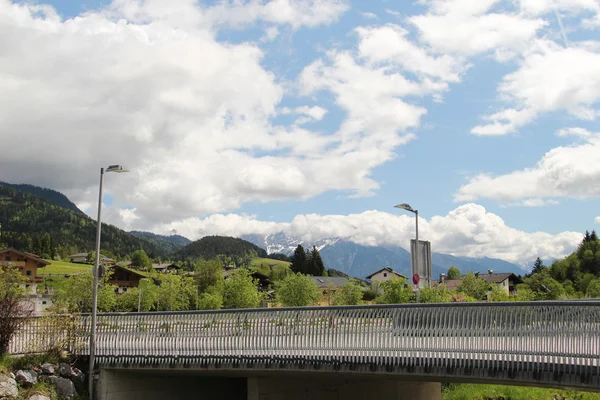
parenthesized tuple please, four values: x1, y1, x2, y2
(0, 0, 414, 226)
(595, 216, 600, 224)
(298, 23, 464, 148)
(472, 41, 600, 135)
(261, 25, 280, 42)
(280, 105, 328, 121)
(508, 198, 560, 207)
(206, 0, 349, 30)
(361, 12, 377, 19)
(409, 0, 545, 58)
(149, 204, 581, 264)
(518, 0, 600, 16)
(455, 129, 600, 202)
(356, 25, 468, 83)
(385, 9, 401, 17)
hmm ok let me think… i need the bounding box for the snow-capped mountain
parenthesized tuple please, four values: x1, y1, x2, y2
(241, 233, 527, 280)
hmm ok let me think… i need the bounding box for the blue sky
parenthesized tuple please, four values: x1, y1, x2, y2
(2, 0, 599, 263)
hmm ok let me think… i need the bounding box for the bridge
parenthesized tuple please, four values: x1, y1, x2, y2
(10, 301, 600, 399)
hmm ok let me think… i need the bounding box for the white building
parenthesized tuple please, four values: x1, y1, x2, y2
(366, 267, 406, 283)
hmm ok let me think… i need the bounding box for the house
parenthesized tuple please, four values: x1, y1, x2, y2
(310, 276, 352, 297)
(20, 294, 54, 316)
(0, 248, 50, 295)
(68, 252, 115, 265)
(106, 265, 151, 294)
(478, 272, 521, 295)
(151, 263, 180, 274)
(366, 267, 406, 283)
(68, 252, 88, 263)
(433, 270, 522, 296)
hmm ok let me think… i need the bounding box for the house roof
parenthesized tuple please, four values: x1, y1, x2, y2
(107, 264, 151, 278)
(1, 248, 50, 266)
(366, 267, 406, 280)
(310, 276, 351, 288)
(152, 263, 179, 270)
(433, 272, 521, 290)
(69, 252, 88, 258)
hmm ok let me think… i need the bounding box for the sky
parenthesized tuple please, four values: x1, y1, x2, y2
(1, 0, 599, 264)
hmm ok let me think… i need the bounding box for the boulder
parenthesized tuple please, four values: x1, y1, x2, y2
(49, 376, 77, 399)
(40, 363, 56, 375)
(15, 370, 38, 387)
(28, 396, 51, 400)
(0, 375, 18, 399)
(58, 363, 75, 379)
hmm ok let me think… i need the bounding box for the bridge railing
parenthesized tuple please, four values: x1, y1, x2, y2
(73, 301, 600, 371)
(8, 315, 78, 355)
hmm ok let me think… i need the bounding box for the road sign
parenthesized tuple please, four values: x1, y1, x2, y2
(412, 273, 420, 285)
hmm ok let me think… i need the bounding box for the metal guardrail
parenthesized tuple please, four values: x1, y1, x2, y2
(8, 315, 78, 355)
(9, 301, 600, 389)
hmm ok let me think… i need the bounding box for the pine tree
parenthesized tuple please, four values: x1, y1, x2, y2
(290, 245, 308, 274)
(532, 257, 545, 274)
(591, 230, 598, 242)
(584, 231, 591, 243)
(307, 246, 325, 276)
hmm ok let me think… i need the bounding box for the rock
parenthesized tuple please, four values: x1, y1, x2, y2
(15, 370, 38, 387)
(7, 373, 15, 380)
(0, 375, 18, 399)
(58, 363, 75, 379)
(49, 376, 77, 399)
(40, 363, 56, 375)
(28, 396, 51, 400)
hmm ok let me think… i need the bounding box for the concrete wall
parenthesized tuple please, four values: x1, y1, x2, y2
(98, 369, 441, 400)
(97, 370, 246, 400)
(248, 376, 441, 400)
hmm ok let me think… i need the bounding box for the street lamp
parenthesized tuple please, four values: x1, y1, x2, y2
(89, 165, 128, 400)
(394, 203, 421, 291)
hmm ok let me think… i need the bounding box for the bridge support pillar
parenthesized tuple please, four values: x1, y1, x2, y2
(247, 376, 441, 400)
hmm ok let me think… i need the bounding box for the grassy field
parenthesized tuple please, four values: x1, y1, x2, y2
(442, 384, 600, 400)
(38, 260, 91, 275)
(250, 257, 291, 268)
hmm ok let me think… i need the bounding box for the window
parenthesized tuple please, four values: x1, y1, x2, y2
(383, 273, 387, 278)
(42, 301, 47, 305)
(5, 256, 11, 261)
(26, 270, 32, 276)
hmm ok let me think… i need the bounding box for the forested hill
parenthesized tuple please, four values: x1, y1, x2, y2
(0, 183, 166, 259)
(173, 235, 267, 264)
(0, 181, 84, 215)
(130, 231, 191, 255)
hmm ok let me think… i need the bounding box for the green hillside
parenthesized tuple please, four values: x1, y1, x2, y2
(130, 231, 191, 255)
(0, 183, 167, 259)
(0, 181, 84, 215)
(174, 235, 267, 265)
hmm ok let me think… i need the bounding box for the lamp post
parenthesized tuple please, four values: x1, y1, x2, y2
(89, 165, 128, 400)
(394, 203, 422, 301)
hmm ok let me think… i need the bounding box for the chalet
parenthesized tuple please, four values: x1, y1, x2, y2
(151, 263, 180, 274)
(433, 270, 522, 296)
(0, 248, 50, 295)
(68, 252, 116, 265)
(366, 267, 406, 283)
(107, 265, 152, 294)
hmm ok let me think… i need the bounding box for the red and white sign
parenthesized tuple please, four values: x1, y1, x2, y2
(412, 273, 420, 285)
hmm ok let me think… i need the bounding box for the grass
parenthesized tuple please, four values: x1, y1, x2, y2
(38, 260, 91, 275)
(442, 383, 600, 400)
(21, 379, 58, 400)
(250, 258, 291, 268)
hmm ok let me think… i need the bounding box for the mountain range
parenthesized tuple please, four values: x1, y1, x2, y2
(0, 180, 528, 278)
(241, 233, 526, 280)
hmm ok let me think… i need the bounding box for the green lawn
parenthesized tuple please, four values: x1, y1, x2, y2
(38, 260, 91, 275)
(250, 257, 291, 268)
(443, 384, 600, 400)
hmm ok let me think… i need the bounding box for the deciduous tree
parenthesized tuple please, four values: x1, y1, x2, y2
(0, 266, 31, 355)
(276, 273, 320, 307)
(446, 266, 461, 280)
